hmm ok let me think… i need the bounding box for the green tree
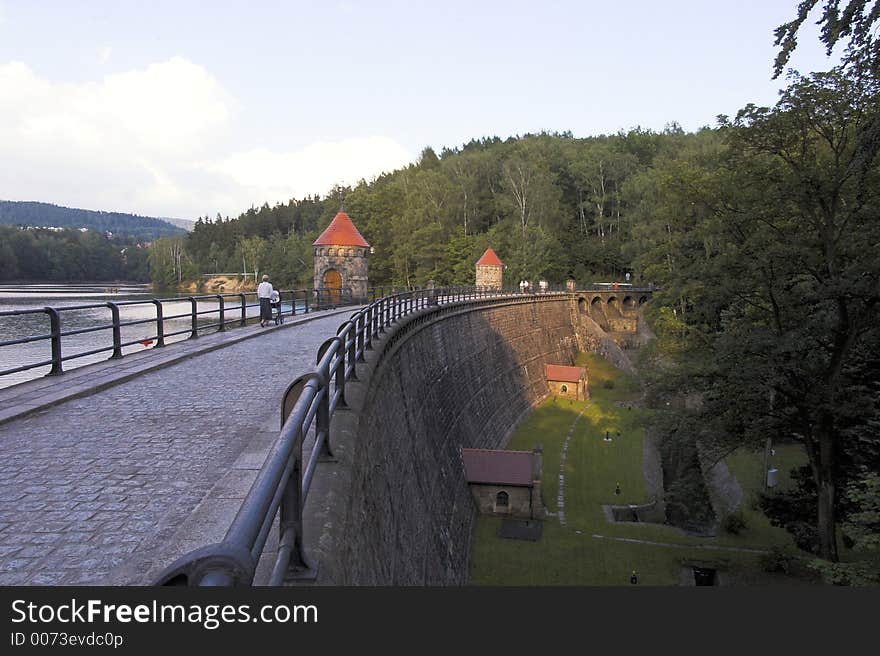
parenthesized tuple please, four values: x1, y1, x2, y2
(648, 66, 880, 562)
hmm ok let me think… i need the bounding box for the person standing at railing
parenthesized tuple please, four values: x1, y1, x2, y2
(257, 274, 274, 328)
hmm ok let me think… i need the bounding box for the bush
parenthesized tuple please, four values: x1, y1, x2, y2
(602, 379, 615, 389)
(759, 547, 794, 573)
(722, 510, 747, 534)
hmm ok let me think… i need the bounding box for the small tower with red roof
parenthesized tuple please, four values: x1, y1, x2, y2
(475, 247, 504, 290)
(313, 210, 371, 302)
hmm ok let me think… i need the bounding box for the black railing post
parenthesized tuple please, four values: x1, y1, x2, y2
(316, 371, 334, 460)
(364, 306, 373, 349)
(239, 293, 247, 327)
(356, 313, 366, 361)
(335, 344, 347, 407)
(45, 307, 63, 376)
(189, 297, 198, 338)
(304, 289, 309, 315)
(216, 295, 225, 332)
(277, 448, 310, 580)
(107, 302, 122, 359)
(347, 325, 359, 377)
(152, 299, 165, 347)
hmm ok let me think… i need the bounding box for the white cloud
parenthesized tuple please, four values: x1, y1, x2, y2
(208, 137, 413, 207)
(99, 46, 112, 63)
(0, 58, 413, 219)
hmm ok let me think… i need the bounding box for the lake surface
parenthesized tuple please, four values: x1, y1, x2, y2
(0, 283, 296, 389)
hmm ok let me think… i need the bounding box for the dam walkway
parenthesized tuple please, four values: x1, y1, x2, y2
(0, 305, 357, 585)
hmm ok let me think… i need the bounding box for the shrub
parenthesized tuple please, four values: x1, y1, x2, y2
(722, 510, 747, 534)
(759, 547, 794, 573)
(602, 379, 615, 389)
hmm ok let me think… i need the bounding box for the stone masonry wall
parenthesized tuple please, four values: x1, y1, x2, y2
(334, 297, 578, 584)
(469, 484, 532, 518)
(313, 246, 369, 301)
(475, 264, 503, 290)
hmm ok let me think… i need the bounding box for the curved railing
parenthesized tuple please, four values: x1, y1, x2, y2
(152, 283, 656, 585)
(151, 285, 572, 585)
(0, 286, 362, 382)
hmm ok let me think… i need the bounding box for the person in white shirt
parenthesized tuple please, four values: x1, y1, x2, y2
(257, 274, 274, 327)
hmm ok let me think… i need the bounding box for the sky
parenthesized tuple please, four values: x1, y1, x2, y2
(0, 1, 844, 221)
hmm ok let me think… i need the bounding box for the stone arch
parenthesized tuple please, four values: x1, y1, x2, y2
(606, 297, 622, 321)
(577, 297, 587, 314)
(323, 268, 342, 304)
(622, 296, 635, 310)
(495, 491, 509, 513)
(639, 295, 649, 305)
(590, 296, 610, 331)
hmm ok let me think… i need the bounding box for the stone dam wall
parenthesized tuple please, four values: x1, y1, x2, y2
(312, 295, 634, 585)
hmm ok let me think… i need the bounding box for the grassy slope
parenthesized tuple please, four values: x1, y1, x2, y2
(468, 352, 812, 585)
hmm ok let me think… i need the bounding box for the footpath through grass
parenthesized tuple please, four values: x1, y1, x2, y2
(468, 352, 810, 585)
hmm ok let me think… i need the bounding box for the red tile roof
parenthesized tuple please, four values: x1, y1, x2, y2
(461, 448, 533, 486)
(476, 247, 504, 267)
(544, 364, 586, 383)
(313, 211, 371, 247)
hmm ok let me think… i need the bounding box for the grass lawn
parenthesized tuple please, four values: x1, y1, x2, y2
(468, 352, 816, 585)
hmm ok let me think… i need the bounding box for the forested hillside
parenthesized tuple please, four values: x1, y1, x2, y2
(0, 200, 187, 241)
(161, 126, 700, 289)
(0, 225, 150, 281)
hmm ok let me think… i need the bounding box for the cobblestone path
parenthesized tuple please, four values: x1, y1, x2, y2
(0, 312, 353, 585)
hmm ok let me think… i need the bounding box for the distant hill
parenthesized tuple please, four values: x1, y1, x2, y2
(160, 217, 196, 232)
(0, 200, 187, 241)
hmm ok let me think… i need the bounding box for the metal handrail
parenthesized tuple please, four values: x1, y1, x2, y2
(0, 286, 364, 381)
(150, 284, 601, 586)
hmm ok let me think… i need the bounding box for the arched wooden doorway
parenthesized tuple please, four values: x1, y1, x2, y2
(323, 269, 342, 305)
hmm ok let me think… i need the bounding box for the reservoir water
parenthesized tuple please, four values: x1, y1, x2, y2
(0, 283, 294, 389)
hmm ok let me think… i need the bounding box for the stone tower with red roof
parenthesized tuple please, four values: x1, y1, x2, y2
(475, 247, 504, 290)
(313, 210, 371, 302)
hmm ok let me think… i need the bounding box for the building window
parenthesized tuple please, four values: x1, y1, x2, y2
(561, 385, 568, 393)
(496, 491, 509, 509)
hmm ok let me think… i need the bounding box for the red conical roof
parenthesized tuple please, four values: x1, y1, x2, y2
(313, 211, 370, 247)
(476, 247, 503, 267)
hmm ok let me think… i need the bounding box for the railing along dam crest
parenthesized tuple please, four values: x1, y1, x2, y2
(152, 285, 653, 586)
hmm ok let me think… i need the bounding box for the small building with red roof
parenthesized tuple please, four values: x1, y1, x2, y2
(313, 210, 371, 303)
(475, 247, 504, 290)
(544, 364, 589, 400)
(460, 445, 544, 519)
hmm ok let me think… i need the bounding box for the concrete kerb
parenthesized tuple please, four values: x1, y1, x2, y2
(0, 305, 360, 427)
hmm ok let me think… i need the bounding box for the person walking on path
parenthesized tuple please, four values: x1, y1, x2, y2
(257, 274, 274, 327)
